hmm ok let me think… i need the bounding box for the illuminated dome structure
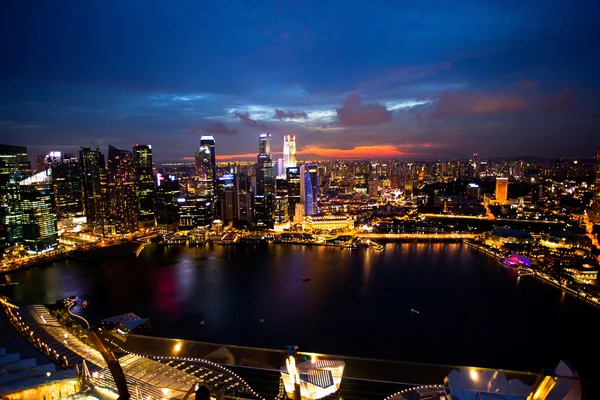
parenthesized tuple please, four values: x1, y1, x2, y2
(540, 231, 592, 252)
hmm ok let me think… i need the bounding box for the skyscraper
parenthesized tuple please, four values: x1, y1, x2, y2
(495, 177, 509, 204)
(300, 164, 318, 216)
(0, 144, 31, 187)
(283, 135, 297, 170)
(255, 132, 275, 227)
(47, 153, 84, 220)
(236, 174, 253, 224)
(286, 167, 301, 221)
(274, 177, 289, 224)
(79, 147, 108, 236)
(20, 182, 58, 252)
(217, 173, 237, 223)
(156, 174, 180, 232)
(133, 144, 156, 229)
(195, 135, 217, 218)
(107, 145, 138, 234)
(593, 145, 600, 223)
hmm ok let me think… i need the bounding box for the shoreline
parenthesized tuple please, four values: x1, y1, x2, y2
(464, 240, 600, 308)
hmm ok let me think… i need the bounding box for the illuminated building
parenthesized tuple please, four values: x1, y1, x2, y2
(283, 135, 297, 169)
(195, 135, 217, 218)
(133, 144, 156, 229)
(178, 196, 213, 229)
(465, 183, 481, 201)
(302, 215, 353, 231)
(46, 153, 84, 220)
(353, 173, 368, 194)
(217, 173, 237, 223)
(256, 133, 275, 227)
(593, 145, 600, 222)
(539, 231, 592, 252)
(0, 144, 31, 187)
(79, 147, 108, 236)
(34, 153, 46, 174)
(156, 175, 180, 232)
(274, 177, 289, 224)
(236, 174, 253, 223)
(0, 176, 24, 247)
(107, 145, 138, 234)
(484, 228, 533, 249)
(495, 177, 508, 204)
(300, 164, 318, 216)
(19, 182, 58, 252)
(286, 167, 301, 221)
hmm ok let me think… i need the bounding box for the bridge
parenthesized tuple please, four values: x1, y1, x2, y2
(354, 233, 480, 240)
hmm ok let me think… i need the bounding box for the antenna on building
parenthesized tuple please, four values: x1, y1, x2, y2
(81, 134, 100, 151)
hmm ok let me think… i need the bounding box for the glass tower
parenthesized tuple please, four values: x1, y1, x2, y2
(133, 144, 156, 229)
(107, 145, 138, 234)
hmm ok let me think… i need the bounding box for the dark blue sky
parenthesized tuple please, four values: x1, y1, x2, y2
(1, 0, 599, 162)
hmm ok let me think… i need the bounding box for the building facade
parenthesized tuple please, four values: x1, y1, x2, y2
(495, 177, 508, 204)
(133, 145, 156, 229)
(79, 147, 108, 236)
(107, 145, 138, 234)
(300, 164, 319, 216)
(593, 145, 600, 223)
(283, 135, 297, 170)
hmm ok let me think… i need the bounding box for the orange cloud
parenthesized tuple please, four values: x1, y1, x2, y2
(298, 145, 406, 159)
(215, 152, 257, 161)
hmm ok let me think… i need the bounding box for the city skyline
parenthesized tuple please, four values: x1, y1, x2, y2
(2, 1, 600, 162)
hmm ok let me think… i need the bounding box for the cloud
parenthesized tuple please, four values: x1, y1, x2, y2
(299, 144, 404, 159)
(335, 95, 392, 126)
(234, 112, 269, 130)
(273, 109, 308, 120)
(189, 122, 240, 136)
(430, 90, 532, 119)
(543, 87, 576, 112)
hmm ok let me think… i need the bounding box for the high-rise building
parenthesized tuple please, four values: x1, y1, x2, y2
(283, 135, 297, 170)
(79, 147, 108, 236)
(0, 144, 31, 187)
(217, 173, 237, 223)
(20, 183, 58, 252)
(107, 145, 138, 234)
(156, 175, 180, 232)
(286, 167, 301, 221)
(133, 144, 156, 229)
(236, 174, 253, 224)
(300, 164, 318, 216)
(47, 153, 84, 220)
(274, 177, 289, 224)
(178, 196, 213, 229)
(195, 135, 217, 218)
(495, 177, 509, 204)
(593, 145, 600, 223)
(255, 133, 275, 227)
(34, 154, 46, 174)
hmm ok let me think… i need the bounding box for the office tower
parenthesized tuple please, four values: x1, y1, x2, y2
(178, 196, 213, 229)
(0, 144, 31, 187)
(593, 145, 600, 222)
(20, 183, 58, 252)
(156, 175, 180, 232)
(495, 177, 509, 204)
(107, 145, 138, 234)
(79, 147, 108, 236)
(217, 173, 237, 223)
(255, 132, 275, 227)
(0, 175, 23, 247)
(133, 144, 156, 229)
(466, 183, 481, 201)
(236, 174, 253, 223)
(300, 164, 318, 216)
(274, 177, 289, 224)
(283, 135, 297, 169)
(195, 135, 216, 218)
(47, 153, 84, 220)
(277, 158, 285, 177)
(286, 167, 301, 221)
(35, 154, 46, 174)
(404, 175, 414, 198)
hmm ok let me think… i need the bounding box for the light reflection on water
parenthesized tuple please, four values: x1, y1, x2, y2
(2, 242, 598, 375)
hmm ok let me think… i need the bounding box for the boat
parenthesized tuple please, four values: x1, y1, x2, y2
(302, 276, 312, 281)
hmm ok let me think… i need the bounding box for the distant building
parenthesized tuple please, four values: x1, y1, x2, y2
(47, 153, 84, 220)
(274, 177, 289, 224)
(0, 144, 31, 187)
(79, 147, 108, 236)
(466, 183, 481, 201)
(286, 167, 301, 221)
(236, 174, 253, 223)
(217, 173, 237, 223)
(107, 145, 138, 234)
(156, 174, 180, 232)
(300, 164, 318, 216)
(485, 228, 533, 250)
(495, 177, 508, 204)
(133, 144, 156, 229)
(283, 135, 297, 170)
(178, 196, 213, 229)
(302, 215, 354, 232)
(255, 133, 275, 227)
(19, 183, 58, 252)
(593, 145, 600, 223)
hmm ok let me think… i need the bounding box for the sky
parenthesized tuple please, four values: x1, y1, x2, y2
(1, 0, 600, 162)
